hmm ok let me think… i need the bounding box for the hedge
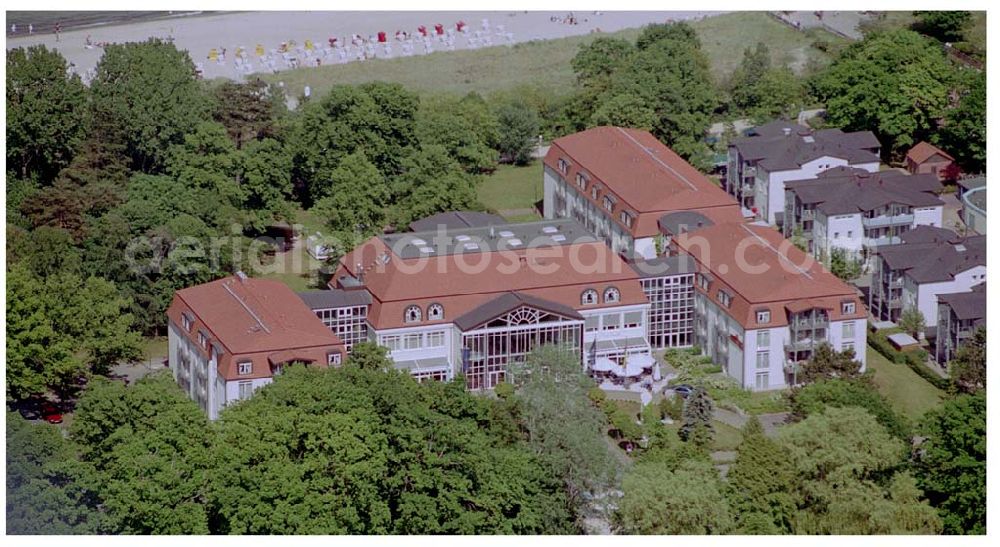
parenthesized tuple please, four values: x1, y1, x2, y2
(867, 335, 951, 391)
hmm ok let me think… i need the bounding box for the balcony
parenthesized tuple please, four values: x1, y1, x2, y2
(743, 165, 757, 177)
(865, 235, 901, 247)
(791, 317, 829, 330)
(862, 213, 913, 228)
(800, 209, 815, 220)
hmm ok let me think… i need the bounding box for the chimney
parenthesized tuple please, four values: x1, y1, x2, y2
(356, 262, 364, 283)
(236, 271, 248, 283)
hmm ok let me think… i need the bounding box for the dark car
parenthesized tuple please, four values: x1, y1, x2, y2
(670, 384, 695, 398)
(41, 403, 63, 424)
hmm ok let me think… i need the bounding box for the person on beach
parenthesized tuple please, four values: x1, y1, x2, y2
(55, 22, 62, 41)
(10, 24, 16, 34)
(28, 24, 34, 34)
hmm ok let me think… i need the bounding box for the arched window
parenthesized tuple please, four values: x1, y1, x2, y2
(581, 289, 598, 306)
(404, 305, 422, 323)
(427, 303, 444, 321)
(604, 287, 620, 304)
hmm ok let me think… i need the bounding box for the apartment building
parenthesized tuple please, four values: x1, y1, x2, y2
(726, 121, 881, 224)
(671, 221, 868, 391)
(543, 126, 742, 260)
(331, 218, 654, 389)
(870, 227, 986, 330)
(166, 274, 346, 419)
(783, 168, 943, 262)
(935, 283, 986, 364)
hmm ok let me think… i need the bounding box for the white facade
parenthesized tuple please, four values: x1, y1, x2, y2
(903, 265, 987, 329)
(696, 296, 867, 392)
(543, 165, 638, 257)
(813, 206, 944, 262)
(756, 158, 879, 224)
(376, 323, 456, 380)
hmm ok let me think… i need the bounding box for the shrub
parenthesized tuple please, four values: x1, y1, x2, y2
(789, 379, 912, 439)
(494, 381, 514, 399)
(660, 395, 684, 421)
(587, 386, 607, 405)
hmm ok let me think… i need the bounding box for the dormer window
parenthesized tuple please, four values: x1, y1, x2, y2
(427, 303, 444, 321)
(717, 289, 732, 308)
(756, 309, 770, 324)
(404, 305, 422, 323)
(842, 301, 856, 315)
(603, 195, 615, 212)
(581, 289, 598, 306)
(327, 352, 342, 366)
(181, 313, 193, 332)
(238, 361, 253, 375)
(603, 287, 620, 304)
(576, 172, 588, 189)
(620, 211, 634, 228)
(558, 158, 570, 175)
(198, 331, 209, 349)
(591, 185, 600, 200)
(697, 273, 711, 291)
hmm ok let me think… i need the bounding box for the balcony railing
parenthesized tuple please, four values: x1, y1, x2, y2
(865, 235, 901, 247)
(862, 214, 913, 228)
(800, 209, 815, 220)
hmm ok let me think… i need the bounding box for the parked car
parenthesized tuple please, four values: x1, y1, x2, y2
(40, 403, 63, 424)
(670, 384, 695, 398)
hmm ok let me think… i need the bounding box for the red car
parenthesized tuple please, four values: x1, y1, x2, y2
(41, 403, 63, 424)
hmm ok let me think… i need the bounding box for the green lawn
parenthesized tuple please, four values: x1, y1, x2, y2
(259, 12, 840, 101)
(477, 162, 543, 214)
(712, 420, 744, 452)
(866, 346, 945, 419)
(141, 336, 168, 361)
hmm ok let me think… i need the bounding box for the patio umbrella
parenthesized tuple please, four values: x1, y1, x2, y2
(591, 357, 616, 373)
(653, 363, 662, 381)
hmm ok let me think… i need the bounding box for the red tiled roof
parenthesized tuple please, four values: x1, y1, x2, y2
(906, 141, 954, 164)
(335, 237, 648, 330)
(171, 276, 343, 354)
(672, 222, 866, 328)
(545, 126, 740, 238)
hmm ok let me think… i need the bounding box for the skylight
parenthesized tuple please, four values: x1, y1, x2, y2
(499, 230, 515, 238)
(455, 234, 471, 242)
(507, 238, 523, 246)
(419, 246, 435, 254)
(411, 238, 427, 246)
(463, 242, 480, 250)
(542, 226, 559, 234)
(551, 234, 567, 242)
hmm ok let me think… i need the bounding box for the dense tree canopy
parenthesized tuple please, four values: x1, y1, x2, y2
(727, 417, 796, 534)
(6, 45, 88, 182)
(89, 39, 210, 172)
(936, 70, 985, 174)
(914, 393, 986, 534)
(811, 29, 956, 160)
(615, 459, 733, 534)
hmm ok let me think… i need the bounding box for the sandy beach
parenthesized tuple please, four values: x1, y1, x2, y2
(6, 11, 724, 82)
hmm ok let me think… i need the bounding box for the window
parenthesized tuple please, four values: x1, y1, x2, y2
(404, 333, 422, 350)
(591, 185, 599, 200)
(834, 232, 840, 239)
(181, 313, 193, 331)
(756, 330, 770, 348)
(585, 315, 599, 332)
(557, 158, 569, 174)
(842, 341, 855, 353)
(756, 309, 770, 324)
(238, 380, 254, 400)
(603, 287, 620, 303)
(576, 172, 588, 189)
(603, 313, 621, 330)
(697, 274, 711, 290)
(404, 305, 422, 323)
(581, 289, 598, 306)
(717, 290, 732, 308)
(620, 211, 634, 228)
(842, 301, 856, 315)
(381, 335, 401, 351)
(427, 303, 444, 321)
(842, 321, 855, 340)
(847, 230, 853, 238)
(327, 352, 342, 365)
(603, 195, 615, 212)
(756, 351, 770, 370)
(755, 371, 769, 390)
(198, 331, 208, 349)
(237, 361, 252, 375)
(427, 331, 446, 348)
(624, 311, 643, 328)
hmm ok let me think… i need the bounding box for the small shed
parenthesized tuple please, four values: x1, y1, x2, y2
(905, 142, 957, 182)
(887, 332, 920, 352)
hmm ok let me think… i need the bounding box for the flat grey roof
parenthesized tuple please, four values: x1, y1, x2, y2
(408, 210, 508, 232)
(629, 254, 699, 278)
(381, 218, 598, 260)
(297, 289, 372, 310)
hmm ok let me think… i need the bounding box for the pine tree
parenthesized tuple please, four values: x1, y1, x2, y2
(678, 387, 714, 448)
(727, 416, 796, 534)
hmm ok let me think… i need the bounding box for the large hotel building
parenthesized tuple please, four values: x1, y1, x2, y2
(168, 126, 868, 416)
